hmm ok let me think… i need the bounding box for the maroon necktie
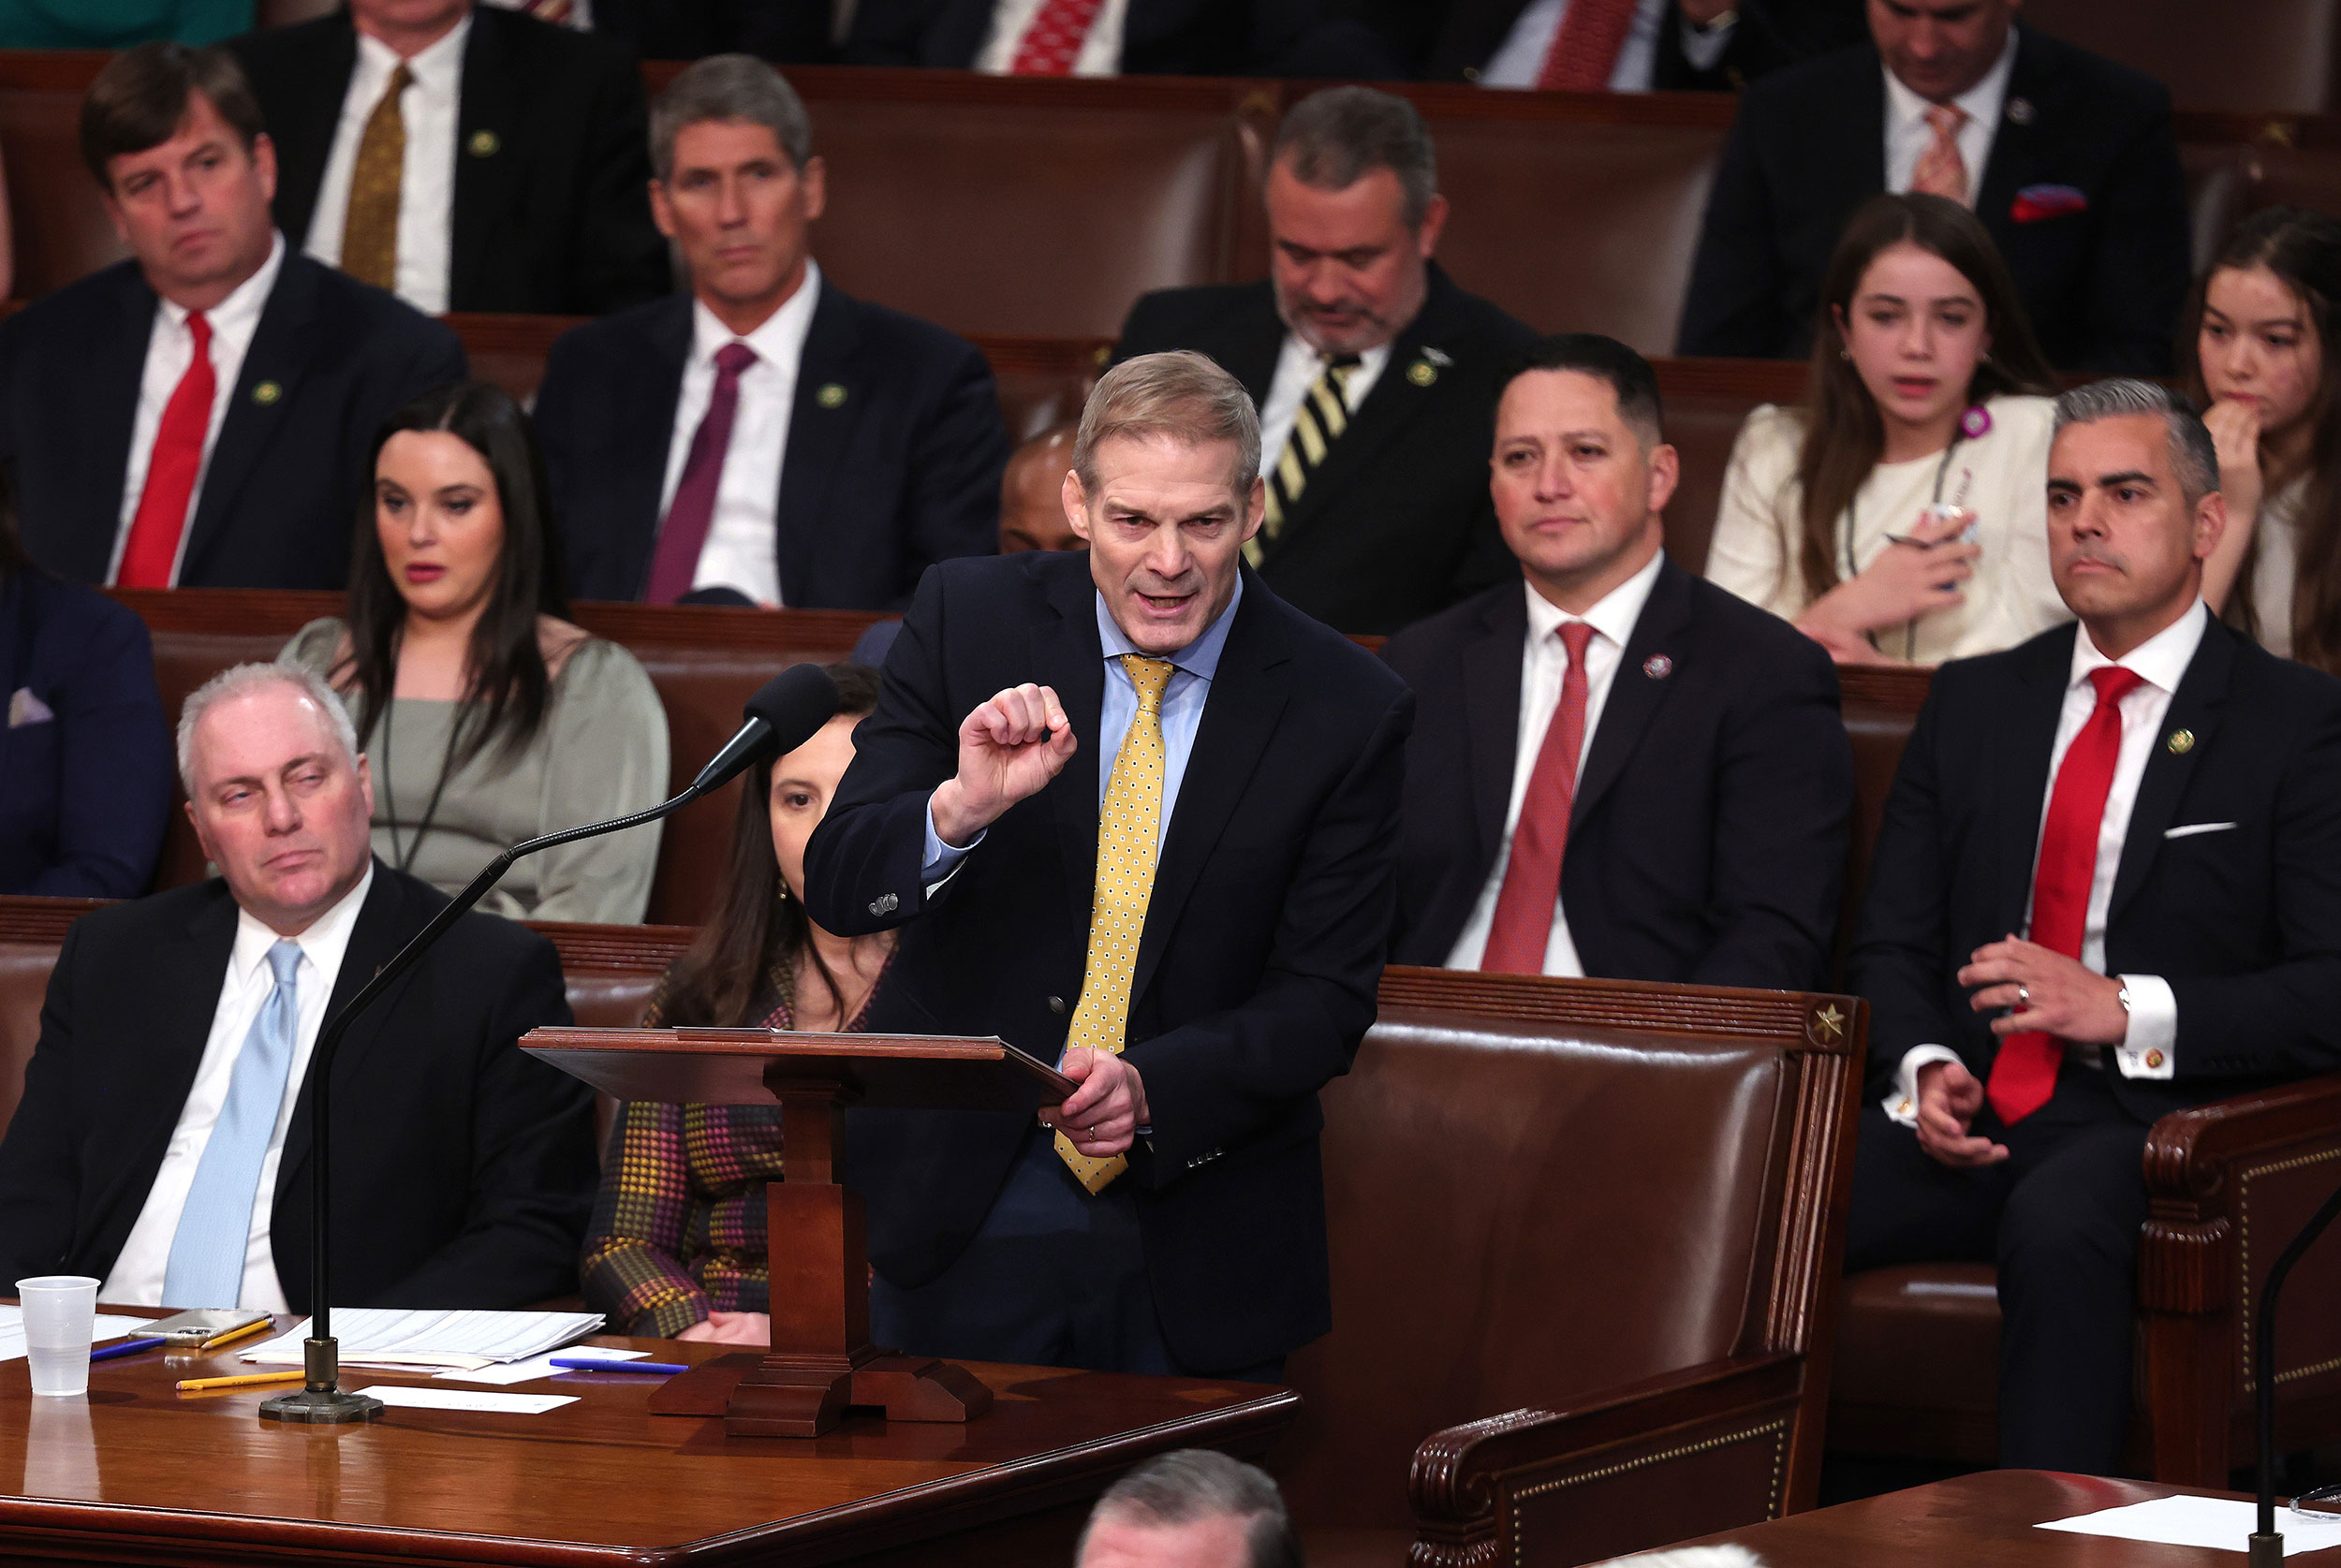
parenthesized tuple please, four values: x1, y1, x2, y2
(1988, 665, 2146, 1125)
(1481, 621, 1597, 975)
(1536, 0, 1641, 90)
(646, 340, 758, 605)
(117, 311, 214, 589)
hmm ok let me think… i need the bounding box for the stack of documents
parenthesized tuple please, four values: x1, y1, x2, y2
(0, 1306, 155, 1360)
(241, 1309, 604, 1370)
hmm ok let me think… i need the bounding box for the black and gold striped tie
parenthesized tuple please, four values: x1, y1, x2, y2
(1249, 353, 1362, 565)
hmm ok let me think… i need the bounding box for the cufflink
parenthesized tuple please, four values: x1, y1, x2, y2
(869, 892, 899, 916)
(2145, 1048, 2166, 1070)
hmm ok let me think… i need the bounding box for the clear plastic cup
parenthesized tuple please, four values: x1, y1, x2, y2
(18, 1276, 98, 1398)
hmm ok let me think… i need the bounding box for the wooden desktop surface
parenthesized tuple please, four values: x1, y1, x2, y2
(0, 1321, 1296, 1567)
(1681, 1470, 2341, 1563)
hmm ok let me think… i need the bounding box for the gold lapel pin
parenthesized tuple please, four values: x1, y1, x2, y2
(2167, 728, 2196, 755)
(252, 380, 283, 406)
(1406, 360, 1437, 388)
(817, 383, 847, 409)
(467, 129, 500, 158)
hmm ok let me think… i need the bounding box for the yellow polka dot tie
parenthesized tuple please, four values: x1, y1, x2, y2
(1057, 653, 1176, 1194)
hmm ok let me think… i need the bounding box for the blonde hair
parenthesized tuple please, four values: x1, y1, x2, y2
(1073, 351, 1261, 500)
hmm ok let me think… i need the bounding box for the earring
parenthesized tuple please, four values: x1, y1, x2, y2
(776, 880, 793, 904)
(1840, 346, 1853, 361)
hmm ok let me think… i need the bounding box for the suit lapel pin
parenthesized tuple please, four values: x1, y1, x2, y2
(1406, 359, 1438, 388)
(467, 129, 500, 158)
(252, 380, 283, 406)
(817, 382, 848, 409)
(1643, 653, 1672, 680)
(2167, 728, 2196, 755)
(2007, 96, 2035, 125)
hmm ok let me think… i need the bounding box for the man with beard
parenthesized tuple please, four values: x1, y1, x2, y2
(1112, 86, 1537, 637)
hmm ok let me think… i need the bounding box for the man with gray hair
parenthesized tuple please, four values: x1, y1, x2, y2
(805, 351, 1411, 1379)
(0, 662, 595, 1313)
(1114, 85, 1537, 636)
(533, 52, 1008, 609)
(1076, 1450, 1300, 1568)
(1845, 378, 2341, 1474)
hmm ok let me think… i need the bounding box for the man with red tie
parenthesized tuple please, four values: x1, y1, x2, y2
(1384, 333, 1851, 989)
(0, 43, 464, 592)
(1847, 379, 2341, 1474)
(845, 0, 1277, 75)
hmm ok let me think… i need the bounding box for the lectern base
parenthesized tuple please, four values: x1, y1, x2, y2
(650, 1350, 994, 1437)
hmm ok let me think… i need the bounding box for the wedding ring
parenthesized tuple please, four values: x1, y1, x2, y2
(2018, 985, 2030, 1008)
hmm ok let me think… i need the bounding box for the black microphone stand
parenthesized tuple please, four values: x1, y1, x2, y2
(2249, 1174, 2341, 1562)
(258, 763, 739, 1423)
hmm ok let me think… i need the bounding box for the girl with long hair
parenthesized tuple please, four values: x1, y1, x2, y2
(1705, 193, 2068, 663)
(280, 381, 670, 923)
(582, 663, 891, 1343)
(2185, 205, 2341, 670)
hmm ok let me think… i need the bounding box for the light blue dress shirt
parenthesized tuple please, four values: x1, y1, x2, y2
(921, 577, 1244, 878)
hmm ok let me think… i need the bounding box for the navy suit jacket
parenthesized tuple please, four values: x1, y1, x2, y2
(0, 569, 170, 898)
(1384, 557, 1852, 989)
(1319, 0, 1863, 86)
(533, 284, 1008, 608)
(1677, 26, 2191, 374)
(802, 552, 1413, 1370)
(0, 254, 465, 591)
(228, 6, 670, 316)
(1850, 618, 2341, 1119)
(0, 865, 596, 1310)
(847, 0, 1254, 71)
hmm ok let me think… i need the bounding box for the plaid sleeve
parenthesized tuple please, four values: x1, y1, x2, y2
(581, 1096, 712, 1338)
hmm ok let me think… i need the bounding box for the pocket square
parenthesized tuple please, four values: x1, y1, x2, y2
(2164, 821, 2238, 840)
(7, 687, 52, 727)
(2011, 183, 2089, 223)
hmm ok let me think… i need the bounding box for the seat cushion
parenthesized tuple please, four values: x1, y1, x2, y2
(1827, 1264, 2001, 1463)
(1298, 1525, 1414, 1568)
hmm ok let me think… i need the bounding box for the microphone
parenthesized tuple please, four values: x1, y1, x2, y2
(259, 664, 842, 1426)
(2251, 1176, 2341, 1563)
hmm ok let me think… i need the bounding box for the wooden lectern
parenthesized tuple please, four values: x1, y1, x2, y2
(522, 1026, 1076, 1439)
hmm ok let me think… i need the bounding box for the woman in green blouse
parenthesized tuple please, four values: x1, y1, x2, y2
(282, 380, 669, 925)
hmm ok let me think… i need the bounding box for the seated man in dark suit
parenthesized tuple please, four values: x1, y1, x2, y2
(1309, 0, 1864, 90)
(803, 350, 1411, 1378)
(1848, 381, 2341, 1473)
(1677, 0, 2189, 374)
(1116, 87, 1537, 636)
(847, 0, 1268, 75)
(0, 663, 596, 1312)
(228, 0, 669, 316)
(0, 43, 465, 592)
(1385, 334, 1851, 989)
(533, 55, 1007, 610)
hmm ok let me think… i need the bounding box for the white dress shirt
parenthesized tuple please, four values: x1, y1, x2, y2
(1446, 550, 1666, 975)
(302, 17, 468, 315)
(1479, 0, 1733, 90)
(653, 263, 824, 608)
(1887, 604, 2205, 1122)
(109, 232, 287, 586)
(1257, 337, 1391, 482)
(976, 0, 1129, 75)
(1883, 29, 2017, 198)
(101, 866, 375, 1311)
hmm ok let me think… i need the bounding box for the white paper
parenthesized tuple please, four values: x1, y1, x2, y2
(435, 1348, 649, 1385)
(0, 1308, 161, 1362)
(2039, 1495, 2341, 1555)
(352, 1385, 576, 1415)
(241, 1309, 603, 1370)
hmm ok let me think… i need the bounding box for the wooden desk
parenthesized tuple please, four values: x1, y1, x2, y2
(1677, 1471, 2341, 1564)
(0, 1329, 1295, 1566)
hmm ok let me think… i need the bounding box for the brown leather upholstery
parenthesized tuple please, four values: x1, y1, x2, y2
(1654, 359, 1807, 573)
(0, 932, 59, 1137)
(0, 82, 124, 301)
(2025, 0, 2341, 114)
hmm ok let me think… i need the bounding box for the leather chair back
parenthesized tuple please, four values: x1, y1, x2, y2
(2024, 0, 2341, 113)
(0, 82, 125, 300)
(1278, 967, 1863, 1534)
(1653, 359, 1807, 574)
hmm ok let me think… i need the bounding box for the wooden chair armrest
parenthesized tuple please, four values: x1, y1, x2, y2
(1406, 1355, 1804, 1568)
(2144, 1071, 2341, 1208)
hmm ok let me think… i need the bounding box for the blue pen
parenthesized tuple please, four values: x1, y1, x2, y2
(91, 1336, 167, 1362)
(549, 1356, 689, 1375)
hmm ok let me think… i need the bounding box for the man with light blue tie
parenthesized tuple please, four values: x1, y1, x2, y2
(0, 663, 595, 1312)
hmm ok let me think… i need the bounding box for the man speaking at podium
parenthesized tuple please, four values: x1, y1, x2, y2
(803, 351, 1412, 1381)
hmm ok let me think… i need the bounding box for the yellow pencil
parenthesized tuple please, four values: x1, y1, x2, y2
(197, 1318, 272, 1352)
(176, 1370, 305, 1393)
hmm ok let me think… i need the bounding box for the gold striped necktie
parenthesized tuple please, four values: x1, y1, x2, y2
(341, 62, 413, 292)
(1249, 353, 1362, 566)
(1056, 653, 1178, 1194)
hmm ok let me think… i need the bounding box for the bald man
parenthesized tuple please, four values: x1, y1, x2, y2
(1000, 425, 1084, 555)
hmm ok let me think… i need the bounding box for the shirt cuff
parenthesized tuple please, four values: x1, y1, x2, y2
(2110, 975, 2178, 1078)
(1679, 12, 1735, 70)
(1886, 1044, 1962, 1126)
(920, 793, 983, 891)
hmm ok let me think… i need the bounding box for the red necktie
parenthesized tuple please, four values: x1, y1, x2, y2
(1481, 621, 1597, 975)
(1536, 0, 1642, 91)
(645, 340, 758, 606)
(1009, 0, 1107, 75)
(1987, 665, 2146, 1125)
(117, 310, 215, 589)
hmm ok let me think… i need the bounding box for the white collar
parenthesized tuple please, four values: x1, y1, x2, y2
(158, 228, 285, 334)
(1524, 541, 1665, 652)
(1883, 25, 2018, 138)
(356, 11, 471, 85)
(689, 258, 823, 369)
(2068, 597, 2210, 697)
(229, 860, 375, 987)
